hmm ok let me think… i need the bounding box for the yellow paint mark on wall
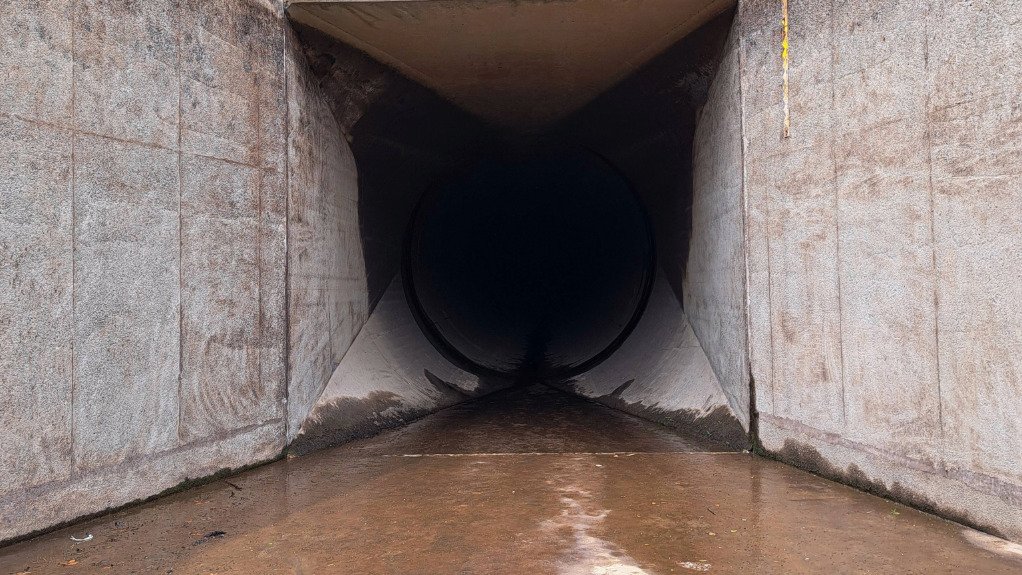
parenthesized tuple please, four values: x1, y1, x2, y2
(781, 0, 790, 138)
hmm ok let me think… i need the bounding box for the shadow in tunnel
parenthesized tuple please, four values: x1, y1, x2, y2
(298, 23, 500, 310)
(554, 9, 736, 305)
(404, 143, 656, 382)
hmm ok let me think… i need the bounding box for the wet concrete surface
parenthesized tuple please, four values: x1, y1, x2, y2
(2, 385, 1020, 574)
(341, 384, 731, 455)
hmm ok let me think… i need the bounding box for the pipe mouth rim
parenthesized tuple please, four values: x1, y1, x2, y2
(401, 143, 657, 382)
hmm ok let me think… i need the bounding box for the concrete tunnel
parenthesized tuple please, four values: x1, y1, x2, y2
(4, 0, 1022, 566)
(285, 0, 753, 454)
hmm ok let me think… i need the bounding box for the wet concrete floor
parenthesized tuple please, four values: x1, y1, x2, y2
(2, 385, 1021, 574)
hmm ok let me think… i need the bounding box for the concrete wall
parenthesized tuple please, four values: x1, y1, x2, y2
(285, 32, 368, 442)
(735, 0, 1022, 541)
(687, 24, 751, 428)
(0, 0, 494, 542)
(0, 0, 499, 543)
(1, 0, 290, 543)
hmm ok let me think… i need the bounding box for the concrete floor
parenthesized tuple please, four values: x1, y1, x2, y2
(2, 386, 1020, 574)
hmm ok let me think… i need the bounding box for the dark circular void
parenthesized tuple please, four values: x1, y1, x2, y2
(405, 146, 655, 380)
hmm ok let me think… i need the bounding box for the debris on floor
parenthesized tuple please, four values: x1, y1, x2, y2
(193, 531, 227, 546)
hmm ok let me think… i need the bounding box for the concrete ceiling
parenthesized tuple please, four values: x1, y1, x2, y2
(287, 0, 735, 132)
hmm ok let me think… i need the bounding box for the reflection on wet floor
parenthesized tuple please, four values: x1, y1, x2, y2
(2, 385, 1020, 574)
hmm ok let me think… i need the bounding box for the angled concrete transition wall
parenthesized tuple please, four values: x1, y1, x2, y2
(559, 10, 735, 305)
(560, 272, 747, 450)
(557, 11, 749, 442)
(687, 23, 750, 428)
(293, 23, 497, 306)
(1, 0, 290, 542)
(285, 33, 369, 442)
(288, 0, 734, 132)
(283, 22, 499, 445)
(732, 0, 1022, 541)
(292, 275, 510, 454)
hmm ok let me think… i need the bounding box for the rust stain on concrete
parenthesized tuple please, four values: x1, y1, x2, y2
(770, 439, 1011, 541)
(289, 371, 468, 456)
(568, 379, 750, 451)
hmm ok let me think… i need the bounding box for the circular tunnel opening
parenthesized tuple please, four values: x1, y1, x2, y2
(405, 144, 655, 381)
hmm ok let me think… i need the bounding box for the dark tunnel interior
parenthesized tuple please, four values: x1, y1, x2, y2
(294, 8, 736, 387)
(404, 143, 655, 380)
